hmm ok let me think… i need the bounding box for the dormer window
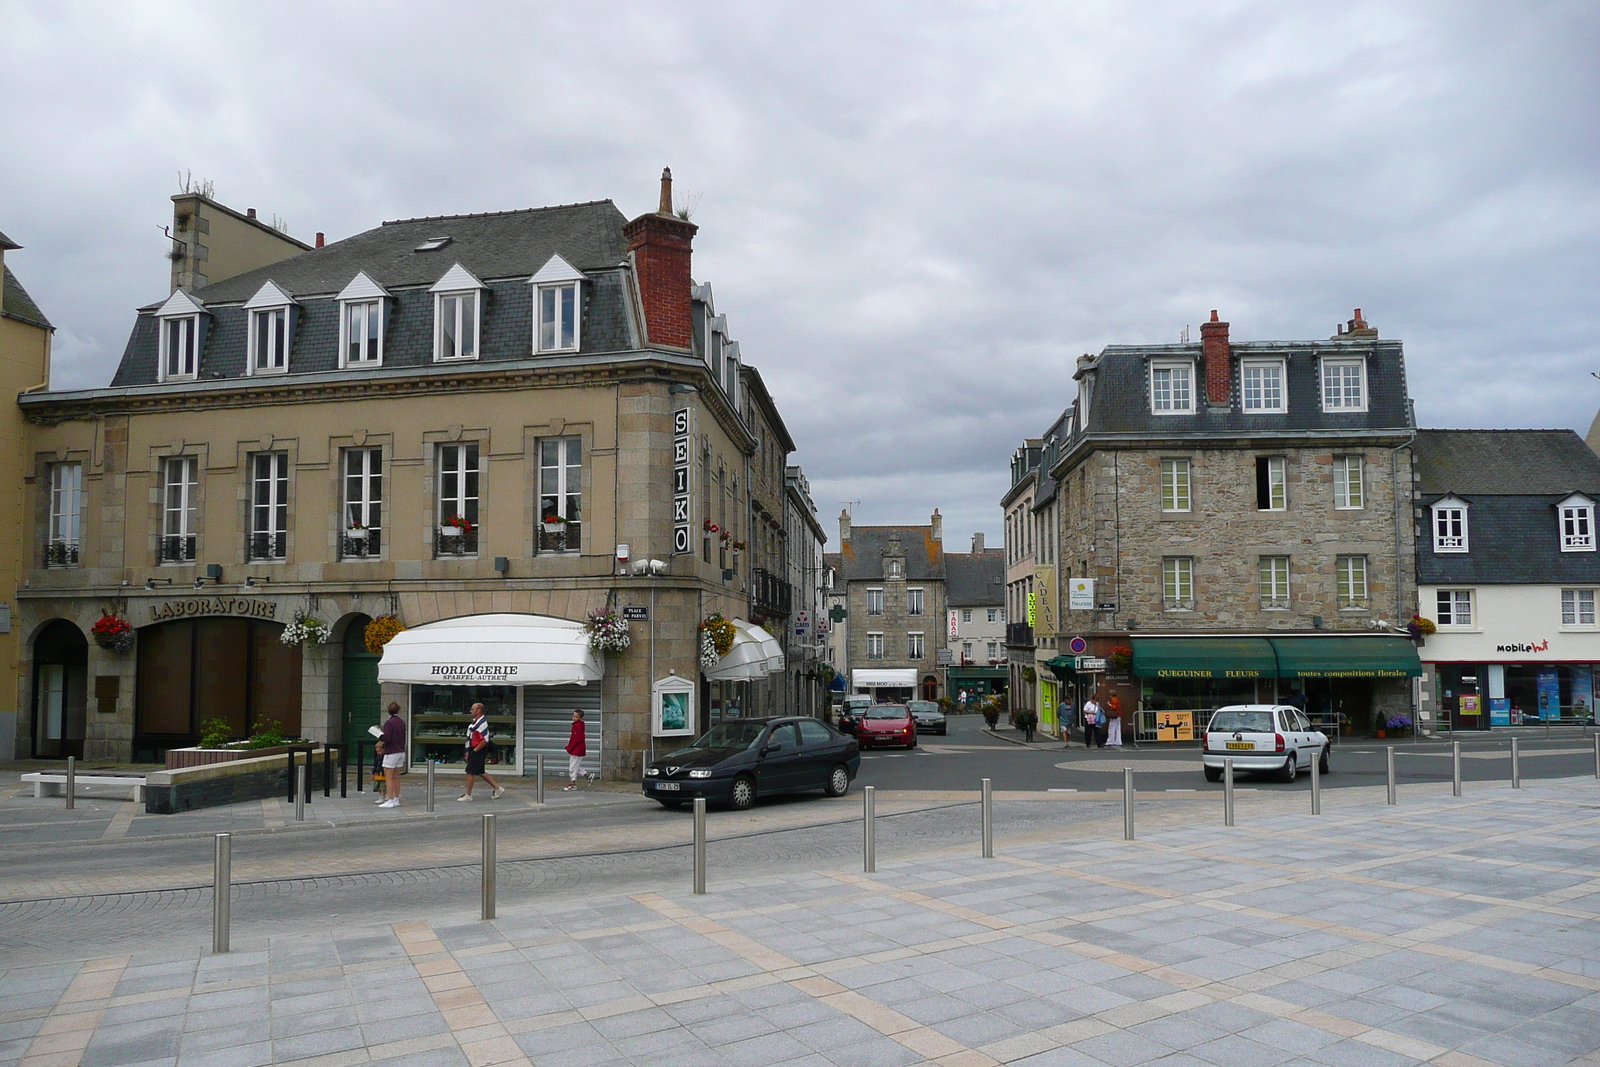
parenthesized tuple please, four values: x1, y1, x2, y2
(1150, 361, 1194, 414)
(337, 272, 391, 368)
(1559, 494, 1595, 552)
(529, 254, 583, 353)
(1320, 356, 1367, 412)
(155, 289, 206, 382)
(244, 281, 295, 376)
(1240, 359, 1286, 413)
(1431, 496, 1469, 553)
(430, 263, 485, 362)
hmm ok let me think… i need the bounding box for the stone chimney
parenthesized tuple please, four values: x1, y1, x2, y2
(169, 193, 309, 292)
(839, 509, 851, 544)
(1200, 310, 1230, 408)
(1332, 308, 1378, 339)
(623, 168, 698, 351)
(971, 532, 985, 553)
(930, 509, 943, 542)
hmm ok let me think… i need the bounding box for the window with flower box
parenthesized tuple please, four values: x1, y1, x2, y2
(538, 437, 581, 553)
(248, 453, 288, 561)
(436, 443, 479, 557)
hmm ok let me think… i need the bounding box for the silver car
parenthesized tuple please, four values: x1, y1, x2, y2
(1201, 704, 1329, 783)
(907, 699, 947, 735)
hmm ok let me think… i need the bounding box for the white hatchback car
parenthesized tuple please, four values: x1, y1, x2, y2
(1200, 704, 1330, 783)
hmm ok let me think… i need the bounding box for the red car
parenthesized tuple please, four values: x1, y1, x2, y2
(856, 704, 917, 749)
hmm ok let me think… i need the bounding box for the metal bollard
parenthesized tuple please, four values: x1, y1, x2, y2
(1511, 737, 1521, 789)
(536, 753, 545, 805)
(980, 778, 993, 858)
(294, 765, 306, 822)
(426, 760, 436, 813)
(693, 797, 707, 894)
(481, 813, 497, 920)
(1310, 748, 1321, 815)
(1452, 741, 1462, 797)
(1123, 767, 1135, 841)
(65, 756, 75, 810)
(1594, 734, 1599, 780)
(1223, 758, 1235, 826)
(1386, 746, 1397, 805)
(323, 745, 332, 798)
(213, 833, 231, 954)
(863, 785, 876, 873)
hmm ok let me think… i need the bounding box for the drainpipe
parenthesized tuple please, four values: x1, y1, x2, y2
(1391, 415, 1418, 722)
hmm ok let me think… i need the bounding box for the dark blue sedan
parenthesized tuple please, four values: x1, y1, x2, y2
(642, 716, 861, 810)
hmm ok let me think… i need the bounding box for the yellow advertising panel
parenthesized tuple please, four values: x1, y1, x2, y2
(1156, 711, 1193, 742)
(1033, 566, 1056, 637)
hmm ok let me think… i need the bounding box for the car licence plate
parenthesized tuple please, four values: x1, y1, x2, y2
(656, 781, 681, 790)
(1226, 742, 1254, 750)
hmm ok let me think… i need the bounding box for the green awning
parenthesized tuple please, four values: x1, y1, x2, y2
(1042, 655, 1078, 681)
(1130, 637, 1277, 679)
(1269, 636, 1422, 679)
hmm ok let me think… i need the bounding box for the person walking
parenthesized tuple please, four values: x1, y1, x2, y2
(563, 709, 587, 790)
(1082, 696, 1104, 749)
(1060, 696, 1077, 746)
(377, 702, 406, 808)
(457, 703, 506, 801)
(1105, 693, 1123, 747)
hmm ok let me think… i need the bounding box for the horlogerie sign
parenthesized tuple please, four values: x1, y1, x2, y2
(429, 664, 519, 680)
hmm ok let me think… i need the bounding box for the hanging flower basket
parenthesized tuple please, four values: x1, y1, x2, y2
(364, 614, 405, 654)
(700, 612, 736, 657)
(1107, 645, 1134, 671)
(280, 612, 330, 646)
(584, 608, 632, 653)
(700, 631, 720, 670)
(91, 614, 135, 653)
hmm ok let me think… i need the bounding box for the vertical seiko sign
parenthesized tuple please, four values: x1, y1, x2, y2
(672, 407, 694, 554)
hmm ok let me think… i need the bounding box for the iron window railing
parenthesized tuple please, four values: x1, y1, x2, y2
(44, 540, 79, 568)
(159, 534, 196, 564)
(248, 531, 286, 561)
(436, 528, 479, 557)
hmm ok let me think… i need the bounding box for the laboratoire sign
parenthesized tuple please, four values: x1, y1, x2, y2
(149, 597, 279, 622)
(671, 407, 695, 555)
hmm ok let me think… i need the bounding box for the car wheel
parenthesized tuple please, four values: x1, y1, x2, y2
(907, 735, 917, 749)
(1203, 765, 1222, 783)
(657, 799, 684, 809)
(1280, 753, 1298, 783)
(728, 775, 756, 810)
(1319, 747, 1331, 775)
(823, 764, 850, 797)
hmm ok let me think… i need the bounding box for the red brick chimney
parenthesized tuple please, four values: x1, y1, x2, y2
(623, 168, 698, 351)
(1200, 309, 1230, 406)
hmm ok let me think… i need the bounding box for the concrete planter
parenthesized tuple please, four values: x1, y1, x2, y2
(165, 744, 304, 769)
(147, 745, 325, 814)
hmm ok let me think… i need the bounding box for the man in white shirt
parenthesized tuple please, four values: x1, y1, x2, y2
(1082, 697, 1104, 749)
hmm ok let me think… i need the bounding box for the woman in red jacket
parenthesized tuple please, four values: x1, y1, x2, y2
(564, 709, 587, 790)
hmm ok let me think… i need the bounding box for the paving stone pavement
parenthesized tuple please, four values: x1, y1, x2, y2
(3, 778, 1599, 1067)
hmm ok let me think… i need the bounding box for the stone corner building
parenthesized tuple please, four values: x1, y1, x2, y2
(836, 510, 948, 702)
(1050, 310, 1421, 735)
(15, 171, 816, 775)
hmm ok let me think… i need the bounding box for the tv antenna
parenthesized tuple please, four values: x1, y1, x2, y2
(839, 500, 860, 515)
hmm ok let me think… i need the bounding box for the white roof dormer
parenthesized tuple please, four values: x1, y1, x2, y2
(243, 280, 297, 376)
(337, 272, 392, 368)
(529, 255, 584, 354)
(243, 280, 297, 311)
(336, 271, 392, 303)
(1430, 494, 1469, 553)
(1559, 493, 1596, 553)
(431, 264, 485, 362)
(155, 289, 206, 382)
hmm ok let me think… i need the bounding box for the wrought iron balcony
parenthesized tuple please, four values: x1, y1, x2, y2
(436, 527, 479, 557)
(44, 540, 79, 568)
(537, 520, 581, 554)
(1005, 623, 1034, 646)
(159, 534, 196, 564)
(342, 529, 381, 559)
(248, 531, 286, 562)
(752, 566, 793, 616)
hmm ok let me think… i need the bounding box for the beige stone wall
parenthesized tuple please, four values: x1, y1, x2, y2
(844, 578, 946, 688)
(1060, 444, 1414, 630)
(170, 196, 309, 292)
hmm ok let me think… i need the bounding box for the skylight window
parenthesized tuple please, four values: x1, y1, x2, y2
(414, 237, 453, 252)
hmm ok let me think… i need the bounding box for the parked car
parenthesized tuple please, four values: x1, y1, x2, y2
(837, 695, 872, 736)
(642, 716, 860, 810)
(856, 703, 917, 749)
(1200, 704, 1330, 783)
(907, 699, 947, 735)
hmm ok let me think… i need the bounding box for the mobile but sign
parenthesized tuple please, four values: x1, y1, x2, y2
(672, 407, 694, 555)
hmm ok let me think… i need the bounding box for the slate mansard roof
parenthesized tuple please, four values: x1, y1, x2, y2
(839, 527, 945, 582)
(1414, 429, 1600, 586)
(946, 551, 1005, 607)
(3, 265, 52, 330)
(110, 200, 639, 388)
(1072, 337, 1411, 442)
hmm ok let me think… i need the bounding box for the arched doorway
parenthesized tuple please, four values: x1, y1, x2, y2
(135, 618, 300, 752)
(32, 620, 87, 759)
(921, 675, 938, 701)
(341, 614, 380, 746)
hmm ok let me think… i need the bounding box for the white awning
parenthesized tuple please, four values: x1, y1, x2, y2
(377, 614, 604, 686)
(852, 669, 918, 689)
(705, 619, 784, 681)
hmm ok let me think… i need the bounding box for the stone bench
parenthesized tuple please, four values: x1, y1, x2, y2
(21, 772, 146, 802)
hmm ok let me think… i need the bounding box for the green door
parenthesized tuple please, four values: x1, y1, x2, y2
(342, 616, 381, 745)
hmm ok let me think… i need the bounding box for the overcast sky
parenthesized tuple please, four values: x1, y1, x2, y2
(3, 1, 1596, 547)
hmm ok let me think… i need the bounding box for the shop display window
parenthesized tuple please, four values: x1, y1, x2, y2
(410, 684, 517, 769)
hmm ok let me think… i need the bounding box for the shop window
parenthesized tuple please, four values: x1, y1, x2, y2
(908, 632, 925, 659)
(907, 588, 924, 616)
(1333, 456, 1364, 509)
(867, 632, 884, 659)
(1336, 555, 1368, 607)
(1560, 495, 1595, 552)
(135, 618, 300, 742)
(867, 588, 883, 615)
(248, 452, 288, 561)
(538, 436, 582, 553)
(1259, 556, 1289, 608)
(1562, 588, 1596, 626)
(1256, 456, 1286, 511)
(342, 447, 383, 558)
(1161, 458, 1191, 512)
(436, 442, 479, 557)
(161, 456, 198, 563)
(1162, 557, 1194, 610)
(46, 462, 82, 568)
(1432, 498, 1468, 552)
(1436, 589, 1473, 627)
